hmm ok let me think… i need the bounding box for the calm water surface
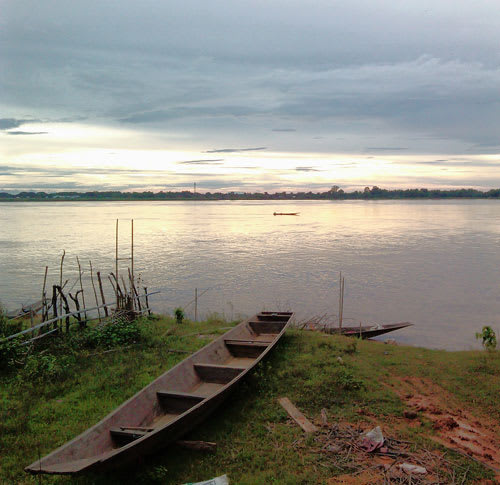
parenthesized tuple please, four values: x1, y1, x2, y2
(1, 200, 499, 350)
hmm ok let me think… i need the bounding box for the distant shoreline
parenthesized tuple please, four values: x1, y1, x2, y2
(1, 187, 500, 202)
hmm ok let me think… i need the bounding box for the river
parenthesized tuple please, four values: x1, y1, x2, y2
(1, 199, 499, 350)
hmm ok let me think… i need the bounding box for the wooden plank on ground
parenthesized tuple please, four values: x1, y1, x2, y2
(176, 440, 217, 452)
(278, 397, 318, 433)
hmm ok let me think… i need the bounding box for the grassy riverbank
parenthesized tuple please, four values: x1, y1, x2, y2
(1, 315, 499, 484)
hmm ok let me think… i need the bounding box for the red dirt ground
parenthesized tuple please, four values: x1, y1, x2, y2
(390, 376, 500, 477)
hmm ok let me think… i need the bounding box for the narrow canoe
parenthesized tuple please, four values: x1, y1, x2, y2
(323, 322, 412, 339)
(25, 311, 293, 475)
(273, 212, 299, 216)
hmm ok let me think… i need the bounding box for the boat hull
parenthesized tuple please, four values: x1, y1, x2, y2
(323, 322, 412, 339)
(25, 311, 293, 475)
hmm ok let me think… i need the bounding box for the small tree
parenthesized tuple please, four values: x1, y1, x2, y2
(174, 308, 185, 324)
(475, 326, 497, 351)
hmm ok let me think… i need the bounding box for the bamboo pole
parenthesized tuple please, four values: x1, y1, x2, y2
(131, 219, 134, 287)
(338, 271, 342, 329)
(115, 219, 119, 307)
(129, 268, 142, 311)
(90, 261, 102, 323)
(340, 276, 345, 329)
(194, 288, 198, 321)
(76, 256, 87, 321)
(340, 276, 345, 328)
(97, 271, 108, 317)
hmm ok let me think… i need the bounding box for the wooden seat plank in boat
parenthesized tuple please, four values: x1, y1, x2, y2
(25, 311, 293, 475)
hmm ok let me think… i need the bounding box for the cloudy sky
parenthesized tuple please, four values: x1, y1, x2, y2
(1, 0, 500, 192)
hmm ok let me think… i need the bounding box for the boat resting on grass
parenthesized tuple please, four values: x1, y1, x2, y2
(323, 322, 413, 339)
(25, 311, 293, 475)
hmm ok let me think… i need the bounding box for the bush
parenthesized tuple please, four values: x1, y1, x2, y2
(78, 317, 142, 349)
(20, 353, 76, 383)
(476, 326, 497, 351)
(174, 308, 184, 324)
(0, 338, 24, 371)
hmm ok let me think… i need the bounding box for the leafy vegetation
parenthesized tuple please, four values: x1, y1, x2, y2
(0, 316, 498, 484)
(476, 325, 497, 351)
(174, 307, 185, 324)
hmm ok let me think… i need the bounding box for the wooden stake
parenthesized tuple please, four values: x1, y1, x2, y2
(338, 271, 342, 329)
(194, 287, 198, 322)
(69, 290, 83, 327)
(42, 266, 48, 321)
(129, 268, 142, 311)
(90, 261, 102, 323)
(52, 285, 58, 330)
(76, 256, 87, 321)
(97, 271, 108, 317)
(59, 250, 65, 317)
(144, 286, 151, 316)
(56, 286, 71, 332)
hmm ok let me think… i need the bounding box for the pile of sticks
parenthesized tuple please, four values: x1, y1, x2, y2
(284, 414, 472, 484)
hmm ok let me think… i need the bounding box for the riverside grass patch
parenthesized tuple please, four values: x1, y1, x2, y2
(0, 316, 498, 484)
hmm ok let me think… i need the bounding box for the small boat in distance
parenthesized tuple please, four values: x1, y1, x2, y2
(273, 212, 299, 216)
(323, 322, 412, 339)
(26, 312, 293, 475)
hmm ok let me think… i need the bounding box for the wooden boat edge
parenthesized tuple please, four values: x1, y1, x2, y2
(25, 312, 293, 475)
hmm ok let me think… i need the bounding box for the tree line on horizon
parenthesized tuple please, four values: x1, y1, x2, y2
(1, 186, 500, 200)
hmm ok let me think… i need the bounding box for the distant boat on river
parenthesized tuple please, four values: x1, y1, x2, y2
(273, 212, 299, 216)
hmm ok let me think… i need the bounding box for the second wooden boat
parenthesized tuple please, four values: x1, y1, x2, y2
(323, 322, 412, 339)
(25, 311, 293, 475)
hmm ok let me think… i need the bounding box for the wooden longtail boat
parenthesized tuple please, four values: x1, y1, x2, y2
(273, 212, 299, 216)
(25, 311, 293, 475)
(323, 322, 412, 339)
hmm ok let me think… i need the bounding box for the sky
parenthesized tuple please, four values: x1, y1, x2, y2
(1, 0, 500, 193)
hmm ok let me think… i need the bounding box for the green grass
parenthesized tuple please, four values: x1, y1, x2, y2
(0, 316, 498, 484)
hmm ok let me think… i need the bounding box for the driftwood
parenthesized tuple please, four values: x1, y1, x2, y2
(176, 440, 217, 452)
(278, 397, 318, 433)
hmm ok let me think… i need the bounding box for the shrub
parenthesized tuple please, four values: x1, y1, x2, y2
(475, 326, 497, 351)
(174, 308, 184, 324)
(0, 338, 24, 370)
(78, 317, 142, 349)
(20, 353, 76, 383)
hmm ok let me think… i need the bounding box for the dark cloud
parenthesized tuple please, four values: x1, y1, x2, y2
(204, 147, 267, 153)
(272, 128, 296, 132)
(0, 118, 39, 130)
(365, 147, 409, 151)
(295, 166, 320, 172)
(6, 131, 48, 135)
(177, 159, 224, 165)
